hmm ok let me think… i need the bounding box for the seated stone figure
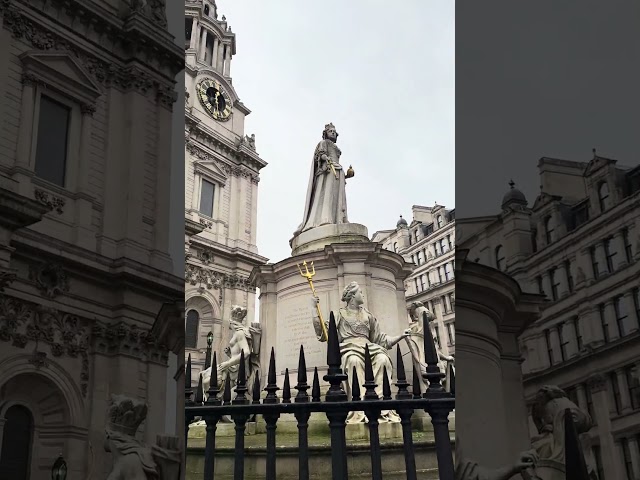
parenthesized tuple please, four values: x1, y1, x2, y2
(104, 394, 181, 480)
(200, 305, 261, 400)
(529, 385, 598, 479)
(406, 301, 455, 392)
(311, 281, 410, 423)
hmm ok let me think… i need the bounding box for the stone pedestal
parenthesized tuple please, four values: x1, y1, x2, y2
(290, 223, 370, 256)
(250, 239, 413, 387)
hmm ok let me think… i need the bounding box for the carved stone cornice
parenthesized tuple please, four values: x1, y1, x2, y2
(0, 0, 180, 108)
(28, 263, 70, 299)
(0, 270, 17, 292)
(34, 188, 66, 214)
(184, 263, 256, 293)
(186, 141, 261, 184)
(0, 296, 91, 396)
(91, 321, 168, 365)
(586, 373, 607, 393)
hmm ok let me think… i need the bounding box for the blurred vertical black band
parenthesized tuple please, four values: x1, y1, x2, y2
(456, 0, 640, 478)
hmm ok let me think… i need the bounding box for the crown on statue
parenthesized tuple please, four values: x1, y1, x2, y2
(230, 305, 248, 323)
(106, 394, 148, 437)
(324, 122, 335, 131)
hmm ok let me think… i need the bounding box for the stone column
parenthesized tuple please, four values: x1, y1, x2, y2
(189, 17, 198, 50)
(614, 231, 629, 269)
(217, 42, 225, 74)
(225, 51, 232, 77)
(628, 436, 640, 479)
(212, 36, 219, 69)
(73, 104, 97, 250)
(557, 262, 569, 298)
(594, 242, 607, 276)
(541, 272, 552, 300)
(616, 368, 632, 414)
(624, 290, 640, 333)
(199, 27, 207, 61)
(562, 321, 578, 358)
(588, 374, 623, 478)
(603, 300, 619, 341)
(250, 179, 259, 247)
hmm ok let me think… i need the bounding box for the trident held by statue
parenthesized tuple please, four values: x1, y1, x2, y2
(297, 260, 329, 341)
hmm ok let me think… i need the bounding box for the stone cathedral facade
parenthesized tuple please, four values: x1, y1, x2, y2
(0, 1, 183, 479)
(184, 0, 268, 378)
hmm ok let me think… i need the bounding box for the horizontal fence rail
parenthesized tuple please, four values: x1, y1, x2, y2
(185, 312, 455, 480)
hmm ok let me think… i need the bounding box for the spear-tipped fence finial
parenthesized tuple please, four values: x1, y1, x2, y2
(195, 373, 204, 404)
(206, 351, 221, 405)
(234, 350, 248, 403)
(395, 345, 412, 399)
(323, 312, 347, 401)
(422, 311, 445, 394)
(312, 367, 321, 402)
(295, 345, 310, 402)
(223, 373, 232, 404)
(382, 366, 392, 400)
(283, 368, 292, 403)
(185, 353, 194, 405)
(252, 375, 261, 404)
(264, 347, 280, 404)
(363, 344, 378, 400)
(351, 366, 361, 401)
(412, 364, 422, 399)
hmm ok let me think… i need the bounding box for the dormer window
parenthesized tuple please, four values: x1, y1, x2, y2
(437, 215, 444, 228)
(544, 216, 554, 244)
(598, 181, 610, 212)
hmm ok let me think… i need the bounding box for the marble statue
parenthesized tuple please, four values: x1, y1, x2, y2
(311, 281, 410, 423)
(105, 394, 181, 480)
(294, 123, 351, 237)
(200, 305, 261, 400)
(455, 436, 539, 480)
(529, 385, 598, 479)
(406, 301, 455, 392)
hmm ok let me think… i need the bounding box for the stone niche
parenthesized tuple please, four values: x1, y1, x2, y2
(250, 240, 413, 386)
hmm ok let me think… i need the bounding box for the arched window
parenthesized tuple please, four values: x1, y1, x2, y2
(544, 216, 554, 244)
(598, 182, 610, 212)
(495, 245, 506, 271)
(437, 215, 443, 228)
(204, 4, 210, 15)
(393, 242, 398, 252)
(0, 405, 33, 479)
(185, 309, 200, 349)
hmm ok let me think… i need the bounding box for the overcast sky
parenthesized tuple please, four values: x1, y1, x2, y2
(456, 0, 640, 218)
(207, 0, 455, 263)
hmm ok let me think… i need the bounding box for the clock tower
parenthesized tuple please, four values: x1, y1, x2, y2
(184, 0, 268, 376)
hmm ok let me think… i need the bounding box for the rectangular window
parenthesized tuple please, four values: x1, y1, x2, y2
(574, 317, 583, 351)
(610, 372, 621, 415)
(420, 275, 426, 291)
(584, 384, 595, 422)
(622, 438, 633, 480)
(414, 278, 419, 293)
(440, 239, 447, 253)
(34, 95, 70, 187)
(434, 242, 440, 256)
(448, 293, 455, 312)
(565, 260, 574, 292)
(414, 230, 419, 243)
(549, 268, 559, 300)
(614, 295, 629, 337)
(446, 323, 454, 345)
(626, 365, 640, 410)
(558, 324, 567, 361)
(537, 276, 544, 295)
(604, 237, 616, 273)
(622, 228, 633, 263)
(444, 263, 452, 281)
(199, 179, 215, 217)
(545, 330, 554, 365)
(599, 303, 609, 343)
(441, 296, 448, 313)
(437, 267, 443, 283)
(590, 246, 599, 279)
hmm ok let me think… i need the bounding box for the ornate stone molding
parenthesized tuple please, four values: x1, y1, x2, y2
(586, 373, 607, 393)
(0, 297, 91, 396)
(80, 103, 97, 116)
(0, 271, 17, 292)
(186, 142, 261, 184)
(29, 263, 70, 298)
(34, 188, 65, 214)
(184, 264, 256, 293)
(199, 218, 213, 229)
(0, 1, 179, 107)
(91, 320, 168, 364)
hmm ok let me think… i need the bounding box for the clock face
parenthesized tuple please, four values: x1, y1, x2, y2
(197, 78, 232, 121)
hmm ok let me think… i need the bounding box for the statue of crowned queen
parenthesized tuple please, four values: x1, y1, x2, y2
(251, 122, 453, 428)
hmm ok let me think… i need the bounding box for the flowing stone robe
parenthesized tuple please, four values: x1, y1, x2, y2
(313, 307, 400, 423)
(294, 138, 348, 236)
(406, 319, 454, 392)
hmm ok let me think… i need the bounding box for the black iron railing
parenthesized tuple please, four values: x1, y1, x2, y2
(184, 312, 455, 480)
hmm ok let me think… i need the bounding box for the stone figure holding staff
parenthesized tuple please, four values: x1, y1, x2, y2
(310, 281, 410, 423)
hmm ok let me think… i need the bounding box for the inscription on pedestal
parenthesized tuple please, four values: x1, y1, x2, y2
(278, 298, 326, 372)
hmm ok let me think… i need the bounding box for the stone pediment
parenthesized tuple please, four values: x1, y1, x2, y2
(194, 159, 228, 185)
(584, 155, 616, 177)
(532, 191, 562, 211)
(20, 51, 102, 105)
